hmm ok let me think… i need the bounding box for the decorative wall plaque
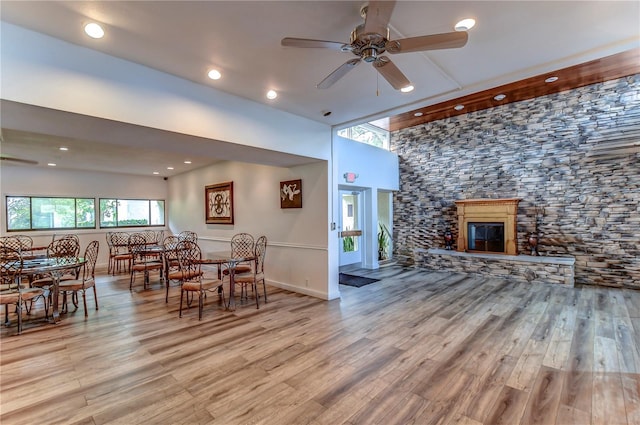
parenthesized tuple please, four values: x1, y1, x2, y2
(205, 181, 234, 224)
(280, 179, 302, 209)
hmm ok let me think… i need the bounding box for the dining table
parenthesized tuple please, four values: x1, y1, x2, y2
(20, 256, 86, 322)
(203, 251, 255, 310)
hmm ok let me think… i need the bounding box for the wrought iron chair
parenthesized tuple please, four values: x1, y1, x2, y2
(128, 233, 163, 290)
(0, 247, 45, 335)
(178, 230, 198, 243)
(109, 232, 132, 275)
(163, 235, 182, 302)
(176, 240, 224, 320)
(30, 235, 81, 313)
(58, 240, 99, 316)
(233, 235, 267, 309)
(222, 232, 254, 277)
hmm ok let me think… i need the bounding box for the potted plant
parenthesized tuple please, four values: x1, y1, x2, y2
(378, 223, 390, 260)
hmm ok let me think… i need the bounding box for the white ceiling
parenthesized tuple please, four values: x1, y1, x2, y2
(1, 1, 639, 176)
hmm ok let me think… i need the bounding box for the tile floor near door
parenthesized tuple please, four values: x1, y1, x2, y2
(1, 265, 639, 424)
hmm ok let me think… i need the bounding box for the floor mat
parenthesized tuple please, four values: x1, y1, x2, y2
(339, 273, 380, 288)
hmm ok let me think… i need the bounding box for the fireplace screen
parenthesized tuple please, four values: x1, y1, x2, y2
(468, 222, 505, 253)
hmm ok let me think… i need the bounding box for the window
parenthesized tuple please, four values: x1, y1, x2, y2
(6, 196, 95, 231)
(338, 122, 390, 150)
(99, 199, 165, 228)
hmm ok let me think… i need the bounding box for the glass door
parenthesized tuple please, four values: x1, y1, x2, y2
(339, 191, 362, 266)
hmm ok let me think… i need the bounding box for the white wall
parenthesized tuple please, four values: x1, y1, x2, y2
(333, 135, 399, 270)
(167, 160, 331, 298)
(0, 165, 168, 266)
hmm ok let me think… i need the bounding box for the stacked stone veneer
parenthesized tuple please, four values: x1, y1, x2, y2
(391, 75, 640, 289)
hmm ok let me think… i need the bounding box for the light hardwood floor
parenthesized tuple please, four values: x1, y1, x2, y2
(1, 265, 639, 424)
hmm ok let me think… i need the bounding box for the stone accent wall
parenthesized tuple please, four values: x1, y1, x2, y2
(391, 75, 640, 289)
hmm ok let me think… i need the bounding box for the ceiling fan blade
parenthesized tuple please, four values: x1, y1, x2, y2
(363, 1, 396, 35)
(317, 58, 361, 89)
(386, 31, 468, 54)
(373, 56, 411, 90)
(0, 155, 38, 165)
(281, 37, 346, 50)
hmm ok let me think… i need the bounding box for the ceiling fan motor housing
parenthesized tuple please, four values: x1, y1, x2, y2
(350, 24, 389, 62)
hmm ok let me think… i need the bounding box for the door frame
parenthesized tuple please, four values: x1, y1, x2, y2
(338, 189, 364, 266)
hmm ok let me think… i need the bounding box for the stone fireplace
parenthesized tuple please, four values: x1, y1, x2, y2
(455, 198, 520, 255)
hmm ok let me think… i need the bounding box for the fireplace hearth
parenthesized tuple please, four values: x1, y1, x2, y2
(455, 198, 520, 255)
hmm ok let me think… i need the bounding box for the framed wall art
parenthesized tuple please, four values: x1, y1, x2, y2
(205, 181, 234, 224)
(280, 179, 302, 209)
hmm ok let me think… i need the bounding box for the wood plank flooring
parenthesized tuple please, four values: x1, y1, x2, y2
(1, 265, 639, 424)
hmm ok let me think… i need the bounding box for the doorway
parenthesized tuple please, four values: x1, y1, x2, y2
(339, 190, 362, 266)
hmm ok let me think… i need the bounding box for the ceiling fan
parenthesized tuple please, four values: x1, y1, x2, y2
(281, 0, 468, 91)
(0, 155, 38, 165)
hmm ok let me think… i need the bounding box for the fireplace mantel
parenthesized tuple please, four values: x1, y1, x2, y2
(455, 198, 520, 255)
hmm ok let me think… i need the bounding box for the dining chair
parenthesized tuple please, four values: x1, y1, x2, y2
(10, 235, 34, 258)
(178, 230, 198, 243)
(176, 240, 224, 320)
(162, 235, 182, 302)
(58, 240, 99, 316)
(109, 232, 132, 275)
(128, 233, 163, 290)
(233, 235, 267, 309)
(0, 247, 46, 335)
(0, 236, 24, 255)
(222, 232, 254, 277)
(30, 235, 81, 313)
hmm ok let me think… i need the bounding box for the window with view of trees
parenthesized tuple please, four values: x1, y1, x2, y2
(99, 199, 165, 228)
(6, 196, 95, 231)
(337, 123, 390, 149)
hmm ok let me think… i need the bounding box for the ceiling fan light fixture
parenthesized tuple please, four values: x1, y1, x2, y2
(84, 22, 105, 39)
(207, 69, 222, 80)
(454, 18, 476, 32)
(400, 85, 414, 93)
(266, 90, 278, 100)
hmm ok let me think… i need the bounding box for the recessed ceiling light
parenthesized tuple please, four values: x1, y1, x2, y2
(84, 22, 104, 39)
(207, 69, 221, 80)
(455, 18, 476, 31)
(400, 85, 414, 93)
(454, 104, 465, 111)
(545, 76, 559, 83)
(59, 146, 68, 151)
(414, 112, 423, 117)
(494, 94, 506, 101)
(167, 167, 174, 170)
(184, 160, 192, 164)
(266, 90, 278, 100)
(47, 163, 56, 167)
